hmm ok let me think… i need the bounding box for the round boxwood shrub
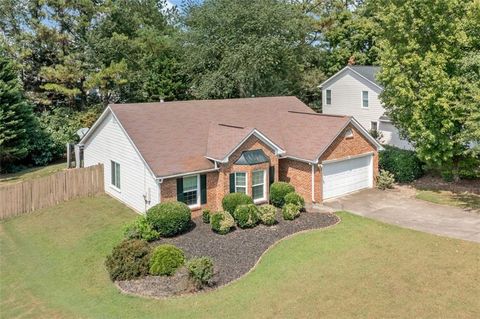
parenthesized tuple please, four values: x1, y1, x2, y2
(187, 257, 214, 289)
(282, 203, 300, 220)
(257, 204, 277, 225)
(123, 216, 160, 242)
(105, 239, 151, 281)
(149, 244, 185, 276)
(146, 201, 192, 237)
(234, 204, 259, 228)
(270, 182, 295, 207)
(210, 211, 235, 235)
(222, 193, 253, 214)
(284, 192, 305, 209)
(202, 209, 211, 224)
(379, 145, 423, 183)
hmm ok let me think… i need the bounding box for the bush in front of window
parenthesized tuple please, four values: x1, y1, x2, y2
(379, 145, 423, 183)
(105, 239, 151, 281)
(284, 192, 305, 210)
(146, 201, 192, 237)
(210, 211, 235, 235)
(123, 216, 160, 242)
(187, 257, 214, 289)
(257, 204, 277, 226)
(234, 204, 260, 228)
(149, 244, 185, 276)
(282, 203, 300, 221)
(202, 209, 211, 224)
(221, 193, 253, 215)
(270, 182, 295, 207)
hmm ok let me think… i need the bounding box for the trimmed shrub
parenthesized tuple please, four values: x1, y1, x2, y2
(222, 193, 253, 214)
(202, 209, 211, 224)
(282, 203, 300, 220)
(187, 257, 214, 289)
(105, 239, 151, 281)
(234, 204, 259, 228)
(284, 192, 305, 209)
(149, 244, 185, 276)
(270, 182, 295, 207)
(257, 204, 277, 225)
(210, 211, 235, 235)
(379, 145, 423, 183)
(146, 201, 192, 237)
(123, 216, 160, 242)
(377, 169, 395, 190)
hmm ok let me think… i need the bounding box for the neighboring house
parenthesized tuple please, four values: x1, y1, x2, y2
(320, 65, 413, 150)
(79, 96, 382, 215)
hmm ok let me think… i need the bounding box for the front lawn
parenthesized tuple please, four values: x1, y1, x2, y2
(1, 195, 479, 318)
(0, 162, 66, 184)
(416, 190, 480, 213)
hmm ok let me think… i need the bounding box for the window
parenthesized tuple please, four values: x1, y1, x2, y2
(111, 161, 120, 189)
(235, 172, 247, 193)
(182, 175, 199, 206)
(371, 121, 378, 131)
(252, 170, 266, 201)
(362, 91, 369, 108)
(326, 89, 332, 105)
(345, 128, 354, 138)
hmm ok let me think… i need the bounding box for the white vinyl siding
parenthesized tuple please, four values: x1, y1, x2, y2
(322, 68, 413, 150)
(83, 112, 160, 213)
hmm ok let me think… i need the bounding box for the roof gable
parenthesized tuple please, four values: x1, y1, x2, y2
(319, 65, 383, 90)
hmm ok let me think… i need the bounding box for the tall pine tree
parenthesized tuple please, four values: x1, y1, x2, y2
(0, 54, 35, 172)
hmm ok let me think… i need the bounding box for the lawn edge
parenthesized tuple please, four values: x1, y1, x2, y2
(114, 212, 342, 301)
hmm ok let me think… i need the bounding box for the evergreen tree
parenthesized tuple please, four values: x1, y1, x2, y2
(0, 54, 35, 172)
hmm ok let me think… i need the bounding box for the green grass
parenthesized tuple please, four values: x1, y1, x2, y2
(416, 190, 480, 212)
(1, 195, 479, 319)
(0, 162, 66, 184)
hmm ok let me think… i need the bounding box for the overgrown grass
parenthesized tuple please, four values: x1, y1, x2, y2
(0, 162, 66, 184)
(416, 190, 480, 213)
(1, 195, 479, 318)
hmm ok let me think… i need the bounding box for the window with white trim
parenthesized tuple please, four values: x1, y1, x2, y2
(183, 175, 199, 206)
(252, 170, 266, 201)
(111, 161, 120, 189)
(371, 121, 378, 131)
(235, 172, 247, 193)
(326, 89, 332, 105)
(362, 91, 369, 108)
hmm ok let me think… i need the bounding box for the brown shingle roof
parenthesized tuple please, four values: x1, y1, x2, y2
(108, 96, 351, 177)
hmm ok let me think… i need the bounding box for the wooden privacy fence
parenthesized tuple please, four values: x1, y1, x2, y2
(0, 164, 104, 219)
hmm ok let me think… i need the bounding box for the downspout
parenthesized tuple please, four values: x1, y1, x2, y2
(311, 164, 315, 203)
(156, 178, 163, 206)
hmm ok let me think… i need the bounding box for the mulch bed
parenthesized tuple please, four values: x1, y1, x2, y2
(414, 175, 480, 194)
(117, 210, 339, 298)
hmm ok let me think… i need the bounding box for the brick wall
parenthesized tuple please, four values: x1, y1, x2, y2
(161, 135, 279, 215)
(278, 158, 313, 203)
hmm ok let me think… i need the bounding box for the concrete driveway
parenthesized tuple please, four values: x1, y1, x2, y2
(323, 187, 480, 243)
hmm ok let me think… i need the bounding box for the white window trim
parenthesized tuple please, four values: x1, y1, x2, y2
(371, 121, 378, 131)
(234, 172, 248, 194)
(110, 160, 121, 191)
(361, 90, 369, 108)
(183, 174, 200, 209)
(325, 89, 332, 105)
(252, 169, 267, 203)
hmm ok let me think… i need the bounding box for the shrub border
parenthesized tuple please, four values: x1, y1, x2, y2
(114, 212, 341, 300)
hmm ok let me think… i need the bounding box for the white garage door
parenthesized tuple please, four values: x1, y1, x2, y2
(322, 154, 373, 200)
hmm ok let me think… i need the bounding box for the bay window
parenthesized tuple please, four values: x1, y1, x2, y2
(252, 170, 266, 201)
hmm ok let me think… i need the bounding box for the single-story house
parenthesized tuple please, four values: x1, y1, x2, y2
(80, 96, 382, 215)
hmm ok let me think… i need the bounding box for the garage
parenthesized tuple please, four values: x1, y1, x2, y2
(322, 154, 373, 200)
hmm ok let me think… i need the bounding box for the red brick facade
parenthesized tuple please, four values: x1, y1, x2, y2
(161, 124, 378, 214)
